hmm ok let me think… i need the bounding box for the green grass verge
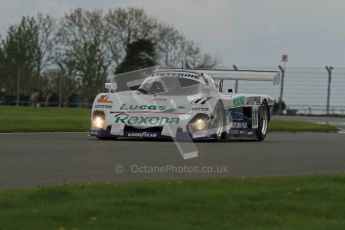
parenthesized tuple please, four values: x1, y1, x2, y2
(0, 106, 90, 132)
(1, 175, 345, 229)
(0, 106, 338, 133)
(269, 119, 338, 132)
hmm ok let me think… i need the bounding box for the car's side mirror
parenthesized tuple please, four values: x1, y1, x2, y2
(228, 89, 233, 93)
(105, 82, 117, 92)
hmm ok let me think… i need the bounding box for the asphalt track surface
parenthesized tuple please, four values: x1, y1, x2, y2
(1, 132, 345, 188)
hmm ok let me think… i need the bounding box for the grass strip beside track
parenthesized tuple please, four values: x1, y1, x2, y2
(0, 106, 338, 133)
(0, 175, 345, 229)
(0, 106, 90, 132)
(269, 119, 338, 132)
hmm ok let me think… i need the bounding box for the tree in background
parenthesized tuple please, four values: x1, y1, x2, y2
(0, 7, 219, 105)
(1, 16, 38, 94)
(0, 37, 4, 85)
(155, 24, 218, 69)
(105, 7, 157, 68)
(35, 13, 56, 80)
(0, 14, 56, 93)
(56, 8, 110, 103)
(106, 7, 219, 71)
(116, 39, 157, 74)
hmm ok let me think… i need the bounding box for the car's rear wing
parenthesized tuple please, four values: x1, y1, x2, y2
(106, 67, 280, 92)
(193, 69, 281, 85)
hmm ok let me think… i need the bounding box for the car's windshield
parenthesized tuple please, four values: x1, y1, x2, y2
(137, 76, 202, 95)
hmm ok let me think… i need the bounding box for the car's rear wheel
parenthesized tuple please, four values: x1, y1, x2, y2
(213, 101, 226, 141)
(255, 101, 269, 141)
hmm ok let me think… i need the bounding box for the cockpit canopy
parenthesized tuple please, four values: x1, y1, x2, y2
(110, 68, 217, 94)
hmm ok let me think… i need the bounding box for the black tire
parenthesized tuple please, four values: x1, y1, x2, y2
(255, 101, 269, 141)
(213, 101, 227, 141)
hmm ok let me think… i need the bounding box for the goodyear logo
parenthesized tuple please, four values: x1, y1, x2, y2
(127, 132, 158, 138)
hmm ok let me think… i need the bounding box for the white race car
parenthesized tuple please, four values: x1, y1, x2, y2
(91, 67, 280, 141)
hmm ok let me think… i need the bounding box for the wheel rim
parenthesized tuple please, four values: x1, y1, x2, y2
(261, 107, 268, 135)
(214, 105, 224, 137)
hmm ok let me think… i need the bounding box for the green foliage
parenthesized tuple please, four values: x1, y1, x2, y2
(56, 8, 110, 103)
(0, 40, 3, 83)
(1, 175, 345, 229)
(0, 14, 55, 93)
(105, 7, 219, 69)
(116, 39, 157, 74)
(0, 7, 219, 103)
(1, 16, 39, 91)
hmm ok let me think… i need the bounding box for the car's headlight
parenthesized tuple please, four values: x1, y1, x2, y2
(92, 111, 106, 129)
(190, 118, 207, 131)
(189, 116, 208, 132)
(93, 116, 105, 129)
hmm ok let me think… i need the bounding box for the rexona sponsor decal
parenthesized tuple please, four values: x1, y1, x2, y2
(114, 114, 180, 125)
(97, 95, 113, 104)
(119, 103, 185, 113)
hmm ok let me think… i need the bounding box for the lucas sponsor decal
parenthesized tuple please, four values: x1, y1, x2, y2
(114, 113, 180, 125)
(120, 103, 185, 113)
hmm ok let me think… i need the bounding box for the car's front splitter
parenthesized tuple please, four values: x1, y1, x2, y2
(91, 128, 215, 141)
